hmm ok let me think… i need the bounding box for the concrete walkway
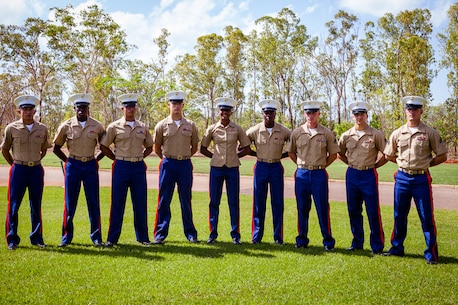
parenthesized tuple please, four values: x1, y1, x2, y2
(1, 165, 456, 210)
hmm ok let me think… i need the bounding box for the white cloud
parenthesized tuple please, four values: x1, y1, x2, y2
(112, 0, 245, 63)
(339, 0, 425, 17)
(0, 0, 29, 25)
(337, 0, 452, 30)
(429, 0, 453, 28)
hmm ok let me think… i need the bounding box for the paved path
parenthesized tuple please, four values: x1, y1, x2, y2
(0, 166, 456, 210)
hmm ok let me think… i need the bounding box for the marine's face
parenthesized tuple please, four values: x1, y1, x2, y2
(263, 110, 276, 127)
(75, 104, 89, 121)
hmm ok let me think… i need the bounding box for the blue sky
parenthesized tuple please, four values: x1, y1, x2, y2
(0, 0, 454, 104)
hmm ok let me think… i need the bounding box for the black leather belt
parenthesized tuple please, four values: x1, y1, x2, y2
(69, 155, 95, 162)
(14, 160, 41, 167)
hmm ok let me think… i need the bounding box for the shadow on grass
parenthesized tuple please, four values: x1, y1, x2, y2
(25, 242, 458, 264)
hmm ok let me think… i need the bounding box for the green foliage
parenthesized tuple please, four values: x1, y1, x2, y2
(1, 4, 458, 153)
(333, 121, 354, 139)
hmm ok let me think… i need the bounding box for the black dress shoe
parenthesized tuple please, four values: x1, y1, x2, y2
(207, 237, 217, 244)
(33, 242, 47, 248)
(295, 243, 307, 248)
(93, 240, 104, 247)
(188, 237, 199, 243)
(346, 246, 363, 251)
(324, 246, 335, 252)
(8, 243, 17, 250)
(232, 238, 241, 245)
(105, 241, 115, 247)
(153, 238, 164, 245)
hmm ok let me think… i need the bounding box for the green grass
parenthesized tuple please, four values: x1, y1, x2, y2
(0, 186, 457, 304)
(3, 152, 457, 185)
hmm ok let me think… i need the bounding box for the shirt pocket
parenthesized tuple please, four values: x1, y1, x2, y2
(86, 131, 99, 140)
(133, 131, 146, 145)
(181, 129, 193, 138)
(32, 131, 46, 145)
(163, 128, 177, 137)
(256, 134, 268, 147)
(296, 136, 309, 155)
(15, 135, 29, 153)
(413, 135, 430, 154)
(346, 140, 357, 153)
(226, 128, 239, 143)
(361, 139, 375, 150)
(398, 139, 409, 155)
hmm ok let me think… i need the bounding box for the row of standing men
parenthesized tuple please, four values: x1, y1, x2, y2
(1, 92, 447, 264)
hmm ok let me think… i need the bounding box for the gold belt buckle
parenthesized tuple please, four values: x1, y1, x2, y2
(267, 159, 273, 163)
(27, 161, 34, 167)
(177, 155, 183, 160)
(130, 158, 137, 162)
(307, 166, 313, 170)
(81, 157, 88, 162)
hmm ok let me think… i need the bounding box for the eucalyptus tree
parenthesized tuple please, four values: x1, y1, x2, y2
(253, 7, 314, 128)
(378, 9, 435, 128)
(359, 21, 392, 136)
(0, 72, 23, 132)
(438, 2, 458, 98)
(437, 3, 458, 156)
(244, 29, 262, 127)
(222, 26, 248, 126)
(174, 33, 224, 126)
(46, 4, 131, 124)
(315, 10, 359, 124)
(0, 17, 58, 122)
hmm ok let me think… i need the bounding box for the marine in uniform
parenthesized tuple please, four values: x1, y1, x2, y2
(53, 93, 105, 247)
(338, 101, 387, 254)
(287, 101, 340, 251)
(1, 95, 50, 250)
(200, 97, 251, 244)
(384, 96, 447, 264)
(246, 99, 291, 245)
(100, 93, 154, 247)
(153, 91, 199, 244)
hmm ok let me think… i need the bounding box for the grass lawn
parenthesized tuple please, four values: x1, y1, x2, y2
(0, 186, 457, 304)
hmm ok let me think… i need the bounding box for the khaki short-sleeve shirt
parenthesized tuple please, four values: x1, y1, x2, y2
(101, 117, 153, 158)
(246, 122, 291, 160)
(288, 123, 339, 167)
(201, 121, 251, 167)
(339, 126, 386, 167)
(1, 119, 50, 162)
(384, 122, 447, 170)
(153, 116, 199, 157)
(53, 116, 105, 157)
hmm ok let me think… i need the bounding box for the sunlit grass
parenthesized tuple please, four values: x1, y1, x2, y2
(0, 186, 457, 304)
